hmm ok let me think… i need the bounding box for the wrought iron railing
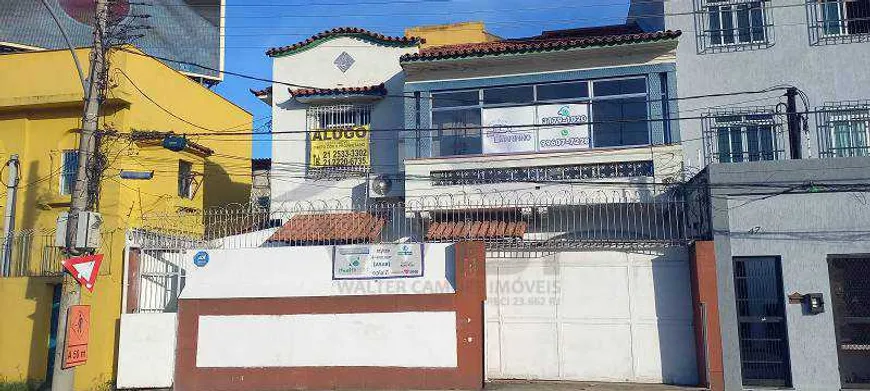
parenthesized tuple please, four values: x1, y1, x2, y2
(807, 0, 870, 45)
(816, 101, 870, 158)
(0, 230, 65, 278)
(702, 107, 788, 165)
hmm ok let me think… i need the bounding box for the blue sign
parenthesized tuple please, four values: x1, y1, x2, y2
(193, 251, 209, 267)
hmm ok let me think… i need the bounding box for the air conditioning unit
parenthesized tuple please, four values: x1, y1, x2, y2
(368, 173, 402, 198)
(55, 211, 103, 250)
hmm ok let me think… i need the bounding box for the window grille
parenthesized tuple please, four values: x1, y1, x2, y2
(694, 0, 774, 53)
(60, 150, 79, 196)
(702, 107, 786, 164)
(306, 104, 373, 179)
(807, 0, 870, 45)
(816, 101, 870, 157)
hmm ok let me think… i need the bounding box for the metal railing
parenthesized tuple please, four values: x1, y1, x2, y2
(0, 230, 65, 278)
(702, 108, 788, 165)
(816, 101, 870, 158)
(807, 0, 870, 45)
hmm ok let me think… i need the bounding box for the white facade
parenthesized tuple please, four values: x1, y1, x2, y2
(268, 34, 418, 208)
(116, 313, 178, 389)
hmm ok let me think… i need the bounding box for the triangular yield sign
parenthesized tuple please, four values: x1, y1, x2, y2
(62, 254, 104, 292)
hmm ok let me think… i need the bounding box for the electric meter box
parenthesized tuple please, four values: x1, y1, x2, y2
(55, 211, 103, 250)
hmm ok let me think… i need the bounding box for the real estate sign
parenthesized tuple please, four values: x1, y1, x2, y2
(308, 125, 371, 169)
(481, 106, 537, 154)
(536, 103, 590, 151)
(333, 243, 423, 280)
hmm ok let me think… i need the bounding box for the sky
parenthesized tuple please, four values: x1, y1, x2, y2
(211, 0, 633, 159)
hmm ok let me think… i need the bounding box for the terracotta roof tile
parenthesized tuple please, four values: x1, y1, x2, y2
(249, 86, 272, 97)
(400, 30, 681, 63)
(266, 27, 423, 57)
(267, 212, 386, 243)
(425, 220, 527, 241)
(289, 83, 387, 98)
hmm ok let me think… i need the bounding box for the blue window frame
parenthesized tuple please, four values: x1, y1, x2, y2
(60, 150, 78, 196)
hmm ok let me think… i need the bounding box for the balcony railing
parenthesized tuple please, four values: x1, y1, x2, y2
(816, 101, 870, 158)
(0, 230, 65, 278)
(702, 108, 788, 165)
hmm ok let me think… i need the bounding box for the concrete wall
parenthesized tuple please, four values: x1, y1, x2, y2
(706, 157, 870, 390)
(179, 243, 455, 299)
(654, 0, 870, 169)
(116, 313, 177, 389)
(173, 241, 486, 391)
(196, 312, 458, 368)
(0, 279, 55, 384)
(269, 36, 418, 206)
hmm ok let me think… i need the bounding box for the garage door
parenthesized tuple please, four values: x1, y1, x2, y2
(485, 248, 698, 385)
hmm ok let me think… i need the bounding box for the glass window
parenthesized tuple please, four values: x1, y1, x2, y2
(60, 150, 78, 196)
(830, 116, 869, 157)
(432, 90, 480, 108)
(432, 109, 482, 156)
(592, 78, 646, 97)
(178, 160, 193, 199)
(591, 97, 649, 147)
(709, 114, 778, 163)
(707, 1, 767, 46)
(483, 86, 534, 105)
(536, 82, 589, 101)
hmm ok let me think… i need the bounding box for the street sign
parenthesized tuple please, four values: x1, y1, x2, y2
(62, 305, 90, 369)
(62, 254, 104, 292)
(193, 251, 209, 267)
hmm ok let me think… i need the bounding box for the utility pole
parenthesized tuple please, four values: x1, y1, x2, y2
(51, 0, 109, 389)
(785, 87, 802, 160)
(1, 155, 19, 277)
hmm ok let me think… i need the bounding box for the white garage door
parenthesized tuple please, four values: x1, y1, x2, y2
(485, 248, 698, 385)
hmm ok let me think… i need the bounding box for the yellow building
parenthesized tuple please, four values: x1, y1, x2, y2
(405, 21, 500, 48)
(0, 47, 252, 390)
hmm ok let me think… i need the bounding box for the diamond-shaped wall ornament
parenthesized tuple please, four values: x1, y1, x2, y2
(334, 51, 355, 73)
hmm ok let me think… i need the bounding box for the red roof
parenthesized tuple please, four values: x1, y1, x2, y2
(249, 86, 272, 97)
(426, 220, 527, 241)
(266, 27, 423, 57)
(401, 30, 681, 63)
(267, 212, 386, 243)
(290, 83, 387, 97)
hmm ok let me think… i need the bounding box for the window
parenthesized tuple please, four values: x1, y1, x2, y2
(483, 86, 534, 105)
(809, 0, 870, 44)
(256, 196, 270, 209)
(178, 160, 193, 199)
(818, 103, 870, 157)
(535, 81, 589, 101)
(308, 104, 372, 130)
(695, 0, 771, 52)
(703, 110, 782, 164)
(59, 150, 78, 196)
(432, 109, 482, 156)
(425, 75, 660, 158)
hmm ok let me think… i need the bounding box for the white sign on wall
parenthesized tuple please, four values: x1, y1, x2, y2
(333, 243, 424, 280)
(482, 106, 537, 154)
(536, 104, 590, 151)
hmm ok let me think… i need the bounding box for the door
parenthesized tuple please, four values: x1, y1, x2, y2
(485, 250, 697, 384)
(828, 257, 870, 388)
(733, 256, 791, 387)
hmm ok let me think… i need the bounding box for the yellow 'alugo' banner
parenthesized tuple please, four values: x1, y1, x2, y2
(308, 125, 370, 168)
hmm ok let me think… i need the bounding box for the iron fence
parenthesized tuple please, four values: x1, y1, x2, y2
(0, 229, 65, 278)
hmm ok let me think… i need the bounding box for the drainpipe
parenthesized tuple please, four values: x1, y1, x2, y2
(2, 154, 19, 276)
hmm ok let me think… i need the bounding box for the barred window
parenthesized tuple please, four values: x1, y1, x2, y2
(808, 0, 870, 45)
(59, 150, 78, 196)
(306, 104, 373, 179)
(816, 102, 870, 157)
(703, 109, 785, 164)
(695, 0, 773, 53)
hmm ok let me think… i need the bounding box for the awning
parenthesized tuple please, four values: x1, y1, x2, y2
(267, 212, 386, 243)
(426, 220, 527, 241)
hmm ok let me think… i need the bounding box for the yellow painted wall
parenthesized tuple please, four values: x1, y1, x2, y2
(0, 47, 252, 390)
(405, 21, 500, 48)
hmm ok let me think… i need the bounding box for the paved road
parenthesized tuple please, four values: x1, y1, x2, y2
(485, 380, 704, 391)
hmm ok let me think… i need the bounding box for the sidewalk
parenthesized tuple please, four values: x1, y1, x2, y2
(485, 380, 705, 390)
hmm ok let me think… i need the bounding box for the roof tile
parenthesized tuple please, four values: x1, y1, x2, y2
(425, 219, 527, 241)
(400, 30, 682, 63)
(266, 27, 423, 57)
(290, 83, 387, 98)
(267, 212, 386, 243)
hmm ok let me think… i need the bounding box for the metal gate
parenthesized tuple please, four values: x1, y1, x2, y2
(733, 256, 791, 387)
(828, 257, 870, 388)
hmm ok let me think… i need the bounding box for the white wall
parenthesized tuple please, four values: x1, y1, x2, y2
(405, 144, 684, 205)
(270, 36, 418, 207)
(485, 249, 697, 384)
(116, 313, 177, 389)
(179, 243, 456, 299)
(196, 312, 458, 368)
